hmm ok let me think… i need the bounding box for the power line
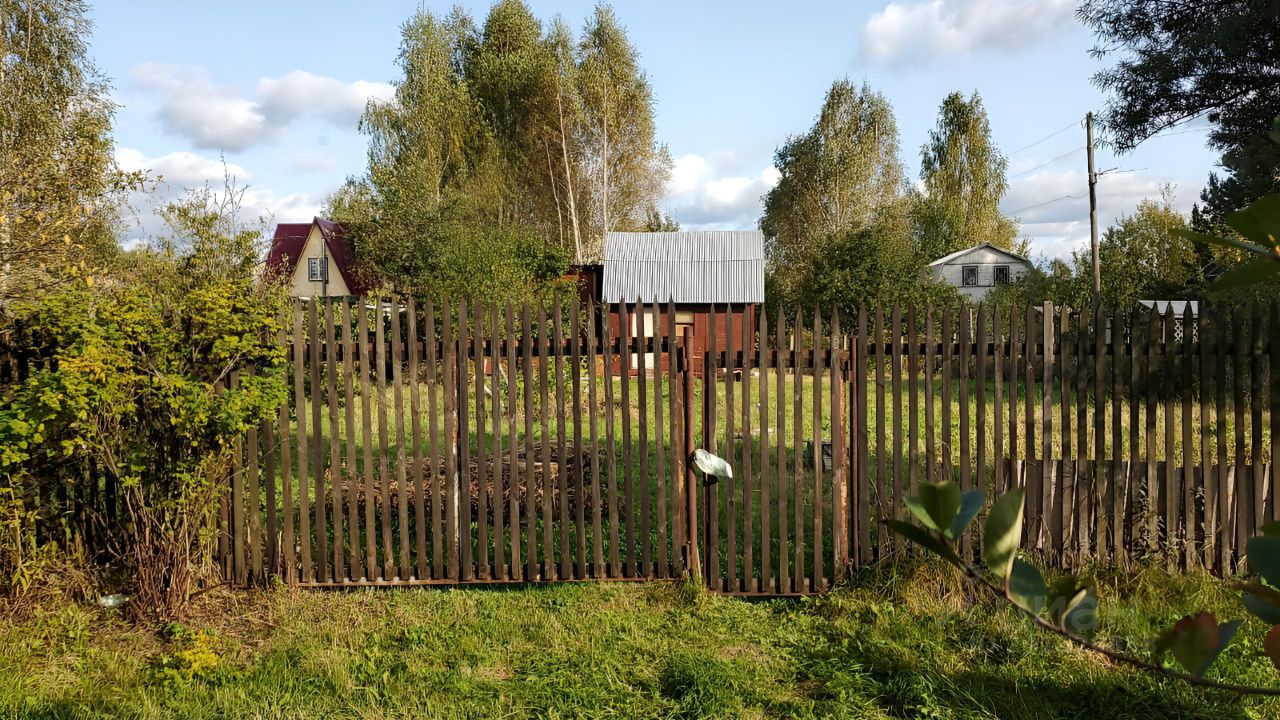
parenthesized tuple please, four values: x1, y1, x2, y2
(1009, 146, 1087, 179)
(1008, 121, 1080, 156)
(1007, 193, 1086, 216)
(1147, 126, 1211, 140)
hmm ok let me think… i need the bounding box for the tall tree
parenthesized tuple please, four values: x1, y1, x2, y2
(1078, 0, 1280, 223)
(336, 1, 670, 288)
(1071, 187, 1196, 310)
(761, 80, 916, 312)
(762, 80, 903, 248)
(0, 0, 138, 304)
(342, 8, 522, 297)
(914, 91, 1016, 259)
(577, 5, 671, 257)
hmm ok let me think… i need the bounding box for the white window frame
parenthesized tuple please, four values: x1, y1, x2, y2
(307, 257, 326, 282)
(994, 265, 1011, 285)
(961, 265, 979, 287)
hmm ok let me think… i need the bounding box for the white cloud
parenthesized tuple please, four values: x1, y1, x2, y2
(115, 147, 251, 186)
(133, 64, 392, 152)
(114, 147, 324, 243)
(257, 70, 393, 126)
(664, 153, 779, 229)
(862, 0, 1077, 66)
(1002, 169, 1195, 260)
(290, 151, 338, 174)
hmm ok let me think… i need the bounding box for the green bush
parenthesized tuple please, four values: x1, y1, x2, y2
(0, 188, 288, 620)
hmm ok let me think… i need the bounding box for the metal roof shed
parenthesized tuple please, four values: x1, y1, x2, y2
(601, 231, 765, 304)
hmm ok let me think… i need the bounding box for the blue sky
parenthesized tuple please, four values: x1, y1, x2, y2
(93, 0, 1219, 260)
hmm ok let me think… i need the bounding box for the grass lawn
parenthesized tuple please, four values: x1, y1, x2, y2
(5, 564, 1280, 719)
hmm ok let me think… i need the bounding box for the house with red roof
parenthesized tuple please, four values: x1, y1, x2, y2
(264, 217, 376, 298)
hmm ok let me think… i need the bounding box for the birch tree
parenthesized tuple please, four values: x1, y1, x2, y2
(914, 91, 1017, 259)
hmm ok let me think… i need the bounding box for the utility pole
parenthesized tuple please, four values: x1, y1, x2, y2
(1086, 112, 1100, 300)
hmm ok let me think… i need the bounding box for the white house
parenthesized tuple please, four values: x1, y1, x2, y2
(928, 243, 1031, 301)
(264, 218, 374, 298)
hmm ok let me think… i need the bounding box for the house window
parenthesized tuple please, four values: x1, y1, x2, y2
(307, 257, 327, 282)
(994, 265, 1011, 285)
(962, 266, 979, 287)
(674, 311, 695, 341)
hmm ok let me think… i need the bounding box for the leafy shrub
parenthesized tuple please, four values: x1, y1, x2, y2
(0, 186, 288, 621)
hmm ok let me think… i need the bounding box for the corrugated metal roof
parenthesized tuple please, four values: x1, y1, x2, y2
(601, 231, 765, 303)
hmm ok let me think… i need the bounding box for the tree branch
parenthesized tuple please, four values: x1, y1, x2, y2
(948, 549, 1280, 697)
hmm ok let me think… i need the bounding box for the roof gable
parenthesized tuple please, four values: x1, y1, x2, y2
(601, 231, 764, 303)
(264, 218, 375, 295)
(928, 243, 1029, 267)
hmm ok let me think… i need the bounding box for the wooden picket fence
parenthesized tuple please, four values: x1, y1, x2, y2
(220, 298, 1278, 594)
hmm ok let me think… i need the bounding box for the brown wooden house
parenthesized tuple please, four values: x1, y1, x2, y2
(595, 230, 764, 375)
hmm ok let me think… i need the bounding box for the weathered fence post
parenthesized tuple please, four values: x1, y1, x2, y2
(680, 327, 700, 581)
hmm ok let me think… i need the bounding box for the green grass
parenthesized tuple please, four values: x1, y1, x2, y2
(4, 564, 1280, 718)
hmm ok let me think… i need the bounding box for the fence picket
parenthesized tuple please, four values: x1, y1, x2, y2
(776, 307, 789, 590)
(759, 308, 772, 590)
(1181, 303, 1194, 569)
(812, 307, 823, 592)
(475, 302, 490, 580)
(359, 300, 376, 579)
(326, 300, 343, 581)
(668, 300, 681, 577)
(637, 299, 651, 579)
(538, 303, 552, 579)
(874, 307, 887, 558)
(344, 300, 361, 581)
(490, 304, 505, 579)
(573, 301, 586, 580)
(393, 297, 410, 579)
(993, 307, 1005, 497)
(554, 297, 568, 581)
(588, 301, 603, 577)
(507, 302, 523, 580)
(443, 300, 459, 581)
(278, 319, 295, 583)
(426, 300, 442, 579)
(743, 307, 755, 590)
(295, 304, 312, 583)
(707, 305, 721, 588)
(309, 301, 326, 582)
(725, 304, 738, 591)
(619, 302, 633, 578)
(855, 306, 869, 566)
(602, 306, 619, 577)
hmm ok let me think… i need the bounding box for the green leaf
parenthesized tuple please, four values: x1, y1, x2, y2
(1247, 536, 1280, 588)
(1173, 228, 1271, 257)
(1226, 195, 1280, 250)
(1211, 258, 1280, 292)
(1008, 559, 1046, 615)
(904, 480, 963, 535)
(885, 519, 960, 567)
(1241, 583, 1280, 625)
(1265, 626, 1280, 671)
(949, 491, 984, 540)
(1046, 576, 1099, 637)
(983, 488, 1025, 582)
(1155, 613, 1240, 678)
